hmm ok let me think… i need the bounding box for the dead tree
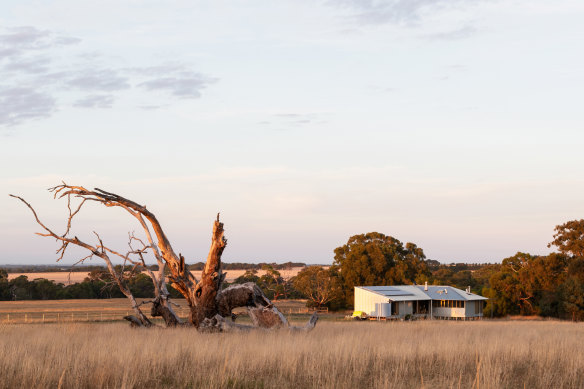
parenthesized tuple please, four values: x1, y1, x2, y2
(10, 184, 317, 331)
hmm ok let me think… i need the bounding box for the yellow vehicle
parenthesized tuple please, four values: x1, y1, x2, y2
(351, 311, 368, 320)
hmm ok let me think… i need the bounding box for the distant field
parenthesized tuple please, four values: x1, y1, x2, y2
(0, 320, 581, 388)
(7, 267, 305, 285)
(0, 298, 316, 324)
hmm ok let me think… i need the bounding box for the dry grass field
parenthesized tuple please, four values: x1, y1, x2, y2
(0, 320, 582, 389)
(0, 298, 313, 323)
(7, 267, 306, 285)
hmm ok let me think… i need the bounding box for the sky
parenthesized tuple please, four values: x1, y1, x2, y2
(1, 0, 583, 265)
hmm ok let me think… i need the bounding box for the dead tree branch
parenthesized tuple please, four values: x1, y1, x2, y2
(11, 184, 318, 332)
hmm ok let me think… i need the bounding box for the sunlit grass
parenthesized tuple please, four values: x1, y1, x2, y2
(0, 320, 581, 388)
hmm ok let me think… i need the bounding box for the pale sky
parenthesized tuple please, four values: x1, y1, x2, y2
(1, 0, 583, 265)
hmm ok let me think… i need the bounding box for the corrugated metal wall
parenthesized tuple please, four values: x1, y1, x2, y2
(354, 287, 389, 316)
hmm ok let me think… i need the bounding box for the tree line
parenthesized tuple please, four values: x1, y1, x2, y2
(288, 219, 584, 319)
(296, 219, 584, 320)
(2, 262, 309, 274)
(3, 219, 583, 320)
(0, 263, 325, 303)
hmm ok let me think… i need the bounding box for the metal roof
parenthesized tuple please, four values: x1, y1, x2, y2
(356, 285, 488, 301)
(356, 285, 431, 301)
(415, 285, 488, 301)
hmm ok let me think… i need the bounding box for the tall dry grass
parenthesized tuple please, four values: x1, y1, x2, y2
(0, 320, 582, 388)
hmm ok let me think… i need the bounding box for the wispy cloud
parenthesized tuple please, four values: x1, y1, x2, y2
(260, 113, 326, 130)
(424, 25, 477, 41)
(0, 87, 56, 126)
(0, 26, 50, 48)
(66, 69, 130, 91)
(138, 73, 217, 99)
(0, 26, 78, 53)
(3, 55, 51, 74)
(73, 94, 114, 109)
(331, 0, 483, 26)
(0, 26, 217, 128)
(332, 0, 447, 25)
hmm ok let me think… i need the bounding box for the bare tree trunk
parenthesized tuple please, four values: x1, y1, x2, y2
(190, 215, 226, 326)
(11, 184, 318, 332)
(150, 296, 180, 327)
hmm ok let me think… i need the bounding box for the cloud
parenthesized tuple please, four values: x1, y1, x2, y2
(124, 63, 188, 76)
(3, 56, 51, 74)
(333, 0, 445, 25)
(73, 94, 114, 109)
(275, 113, 303, 118)
(424, 25, 477, 41)
(138, 73, 217, 98)
(0, 26, 80, 53)
(0, 47, 20, 59)
(67, 69, 130, 91)
(269, 113, 325, 129)
(0, 87, 56, 126)
(54, 36, 82, 46)
(138, 104, 166, 110)
(0, 26, 50, 47)
(332, 0, 480, 26)
(0, 26, 217, 128)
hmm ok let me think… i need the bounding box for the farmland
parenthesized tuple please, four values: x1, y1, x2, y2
(6, 267, 305, 285)
(0, 298, 316, 324)
(0, 320, 582, 388)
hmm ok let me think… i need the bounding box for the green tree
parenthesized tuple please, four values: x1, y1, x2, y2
(30, 278, 62, 300)
(128, 273, 155, 298)
(58, 281, 102, 299)
(0, 269, 10, 300)
(487, 252, 568, 317)
(333, 232, 430, 306)
(258, 265, 288, 300)
(431, 268, 454, 286)
(293, 266, 342, 309)
(549, 219, 584, 257)
(9, 275, 33, 300)
(232, 269, 260, 284)
(558, 277, 584, 321)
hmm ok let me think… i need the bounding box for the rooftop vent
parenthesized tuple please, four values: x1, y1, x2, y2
(424, 281, 428, 291)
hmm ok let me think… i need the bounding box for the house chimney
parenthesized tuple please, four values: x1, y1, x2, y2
(466, 286, 471, 294)
(424, 281, 428, 291)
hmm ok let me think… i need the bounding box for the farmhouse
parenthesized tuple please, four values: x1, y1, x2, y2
(354, 283, 487, 320)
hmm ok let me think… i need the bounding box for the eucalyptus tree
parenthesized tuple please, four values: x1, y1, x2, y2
(333, 232, 430, 305)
